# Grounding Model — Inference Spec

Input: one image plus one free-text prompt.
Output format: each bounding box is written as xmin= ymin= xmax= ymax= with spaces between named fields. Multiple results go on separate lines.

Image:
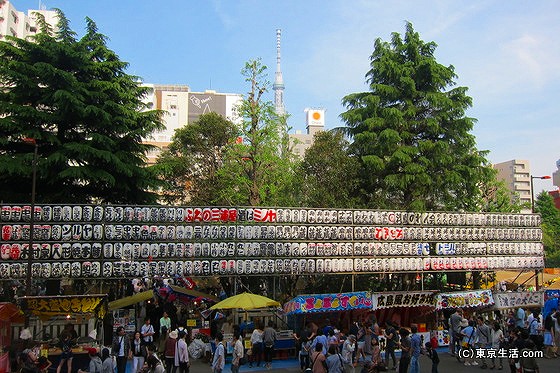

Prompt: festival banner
xmin=21 ymin=295 xmax=107 ymax=319
xmin=493 ymin=291 xmax=543 ymax=309
xmin=283 ymin=291 xmax=372 ymax=315
xmin=372 ymin=291 xmax=436 ymax=309
xmin=435 ymin=289 xmax=494 ymax=310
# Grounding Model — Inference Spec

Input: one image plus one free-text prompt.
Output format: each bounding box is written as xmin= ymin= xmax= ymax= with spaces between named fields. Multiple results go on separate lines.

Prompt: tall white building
xmin=493 ymin=159 xmax=532 ymax=211
xmin=142 ymin=84 xmax=242 ymax=163
xmin=553 ymin=159 xmax=560 ymax=189
xmin=0 ymin=1 xmax=58 ymax=40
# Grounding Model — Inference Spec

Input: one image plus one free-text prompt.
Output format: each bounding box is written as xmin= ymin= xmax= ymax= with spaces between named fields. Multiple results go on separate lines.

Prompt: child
xmin=425 ymin=342 xmax=439 ymax=373
xmin=37 ymin=356 xmax=52 ymax=373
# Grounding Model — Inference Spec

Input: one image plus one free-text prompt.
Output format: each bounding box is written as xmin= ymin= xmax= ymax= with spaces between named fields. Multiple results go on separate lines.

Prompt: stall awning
xmin=494 ymin=271 xmax=559 ymax=285
xmin=0 ymin=302 xmax=24 ymax=323
xmin=168 ymin=285 xmax=219 ymax=303
xmin=283 ymin=291 xmax=372 ymax=315
xmin=435 ymin=289 xmax=494 ymax=310
xmin=20 ymin=294 xmax=108 ymax=320
xmin=108 ymin=290 xmax=155 ymax=311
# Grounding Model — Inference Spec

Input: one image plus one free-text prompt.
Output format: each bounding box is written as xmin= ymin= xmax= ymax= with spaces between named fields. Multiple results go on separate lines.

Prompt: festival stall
xmin=433 ymin=289 xmax=494 ymax=346
xmin=0 ymin=302 xmax=24 ymax=373
xmin=372 ymin=290 xmax=437 ymax=345
xmin=15 ymin=295 xmax=107 ymax=369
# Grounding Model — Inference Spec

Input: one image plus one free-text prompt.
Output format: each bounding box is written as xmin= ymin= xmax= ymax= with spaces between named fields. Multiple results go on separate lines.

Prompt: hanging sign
xmin=493 ymin=291 xmax=543 ymax=309
xmin=372 ymin=291 xmax=436 ymax=309
xmin=283 ymin=291 xmax=372 ymax=315
xmin=436 ymin=290 xmax=494 ymax=310
xmin=21 ymin=294 xmax=107 ymax=319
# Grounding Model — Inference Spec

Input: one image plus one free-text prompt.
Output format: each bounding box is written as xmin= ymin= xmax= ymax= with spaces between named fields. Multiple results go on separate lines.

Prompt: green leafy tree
xmin=296 ymin=130 xmax=362 ymax=208
xmin=0 ymin=11 xmax=163 ymax=204
xmin=341 ymin=22 xmax=490 ymax=211
xmin=153 ymin=112 xmax=239 ymax=205
xmin=479 ymin=168 xmax=528 ymax=212
xmin=535 ymin=191 xmax=560 ymax=267
xmin=216 ymin=59 xmax=296 ymax=206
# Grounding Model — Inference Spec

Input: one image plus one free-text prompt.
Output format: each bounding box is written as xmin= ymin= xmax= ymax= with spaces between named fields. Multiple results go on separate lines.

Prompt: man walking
xmin=475 ymin=316 xmax=491 ymax=369
xmin=263 ymin=321 xmax=277 ymax=369
xmin=449 ymin=308 xmax=462 ymax=356
xmin=212 ymin=332 xmax=225 ymax=373
xmin=409 ymin=326 xmax=422 ymax=373
xmin=112 ymin=326 xmax=131 ymax=373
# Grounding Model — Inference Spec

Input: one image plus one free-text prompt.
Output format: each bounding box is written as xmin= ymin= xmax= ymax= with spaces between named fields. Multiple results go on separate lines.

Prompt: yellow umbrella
xmin=209 ymin=292 xmax=280 ymax=310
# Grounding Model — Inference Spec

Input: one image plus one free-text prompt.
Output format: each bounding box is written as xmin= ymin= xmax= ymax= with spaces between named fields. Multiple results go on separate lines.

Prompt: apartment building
xmin=493 ymin=159 xmax=532 ymax=211
xmin=142 ymin=85 xmax=242 ymax=164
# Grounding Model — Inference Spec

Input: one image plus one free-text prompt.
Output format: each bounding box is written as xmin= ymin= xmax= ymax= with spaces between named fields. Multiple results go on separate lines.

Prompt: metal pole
xmin=530 ymin=176 xmax=535 ymax=213
xmin=26 ymin=142 xmax=38 ymax=296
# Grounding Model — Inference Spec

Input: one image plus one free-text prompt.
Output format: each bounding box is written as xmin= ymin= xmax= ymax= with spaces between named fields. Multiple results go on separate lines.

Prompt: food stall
xmin=18 ymin=294 xmax=107 ymax=371
xmin=372 ymin=290 xmax=437 ymax=346
xmin=0 ymin=302 xmax=24 ymax=373
xmin=434 ymin=289 xmax=495 ymax=346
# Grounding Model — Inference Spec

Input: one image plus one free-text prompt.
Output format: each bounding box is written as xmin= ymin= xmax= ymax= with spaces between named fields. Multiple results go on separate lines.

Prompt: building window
xmin=170 ymin=104 xmax=177 ymax=110
xmin=11 ymin=11 xmax=18 ymax=24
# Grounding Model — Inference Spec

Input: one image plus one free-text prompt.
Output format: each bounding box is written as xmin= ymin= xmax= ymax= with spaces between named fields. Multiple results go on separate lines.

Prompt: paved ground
xmin=188 ymin=349 xmax=558 ymax=373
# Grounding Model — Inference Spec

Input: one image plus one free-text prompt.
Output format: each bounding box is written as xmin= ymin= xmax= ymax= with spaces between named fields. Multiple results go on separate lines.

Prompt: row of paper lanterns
xmin=1 ymin=205 xmax=541 ymax=227
xmin=0 ymin=256 xmax=544 ymax=279
xmin=0 ymin=223 xmax=543 ymax=242
xmin=0 ymin=241 xmax=545 ymax=261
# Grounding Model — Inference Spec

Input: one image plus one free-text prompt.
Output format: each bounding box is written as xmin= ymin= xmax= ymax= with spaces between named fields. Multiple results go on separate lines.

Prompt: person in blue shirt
xmin=409 ymin=326 xmax=422 ymax=373
xmin=461 ymin=319 xmax=477 ymax=367
xmin=311 ymin=329 xmax=328 ymax=356
xmin=516 ymin=307 xmax=526 ymax=329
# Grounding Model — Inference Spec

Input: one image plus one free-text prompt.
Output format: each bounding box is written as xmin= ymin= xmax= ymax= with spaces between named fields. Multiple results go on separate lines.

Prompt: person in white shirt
xmin=141 ymin=318 xmax=155 ymax=346
xmin=174 ymin=330 xmax=189 ymax=373
xmin=231 ymin=332 xmax=244 ymax=373
xmin=212 ymin=332 xmax=225 ymax=373
xmin=249 ymin=323 xmax=264 ymax=367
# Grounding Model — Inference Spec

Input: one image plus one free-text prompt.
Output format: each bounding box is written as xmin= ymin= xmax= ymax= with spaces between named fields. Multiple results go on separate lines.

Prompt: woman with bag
xmin=461 ymin=319 xmax=477 ymax=367
xmin=231 ymin=332 xmax=244 ymax=373
xmin=311 ymin=343 xmax=327 ymax=373
xmin=132 ymin=331 xmax=148 ymax=373
xmin=299 ymin=335 xmax=311 ymax=371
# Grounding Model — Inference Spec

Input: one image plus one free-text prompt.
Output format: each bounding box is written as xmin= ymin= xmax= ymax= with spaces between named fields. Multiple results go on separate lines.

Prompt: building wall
xmin=493 ymin=159 xmax=532 ymax=211
xmin=143 ymin=85 xmax=242 ymax=164
xmin=0 ymin=1 xmax=58 ymax=40
xmin=289 ymin=108 xmax=325 ymax=158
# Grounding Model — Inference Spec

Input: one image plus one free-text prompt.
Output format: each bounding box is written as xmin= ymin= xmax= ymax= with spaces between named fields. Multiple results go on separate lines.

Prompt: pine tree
xmin=0 ymin=10 xmax=163 ymax=204
xmin=341 ymin=22 xmax=491 ymax=211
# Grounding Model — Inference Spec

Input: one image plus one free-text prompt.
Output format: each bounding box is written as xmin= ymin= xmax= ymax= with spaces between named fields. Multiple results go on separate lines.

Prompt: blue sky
xmin=13 ymin=0 xmax=560 ymax=192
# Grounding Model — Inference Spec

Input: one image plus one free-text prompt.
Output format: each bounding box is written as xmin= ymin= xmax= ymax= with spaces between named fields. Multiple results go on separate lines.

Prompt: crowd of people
xmin=447 ymin=306 xmax=560 ymax=372
xmin=292 ymin=317 xmax=431 ymax=373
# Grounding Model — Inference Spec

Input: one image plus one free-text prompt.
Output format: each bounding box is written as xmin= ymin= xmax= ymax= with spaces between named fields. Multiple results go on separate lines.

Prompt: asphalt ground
xmin=188 ymin=348 xmax=558 ymax=373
